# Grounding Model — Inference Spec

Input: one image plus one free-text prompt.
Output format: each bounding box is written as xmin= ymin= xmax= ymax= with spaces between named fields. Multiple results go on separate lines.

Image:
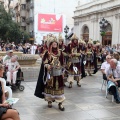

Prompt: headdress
xmin=79 ymin=39 xmax=86 ymax=45
xmin=71 ymin=34 xmax=78 ymax=41
xmin=96 ymin=41 xmax=101 ymax=46
xmin=88 ymin=39 xmax=93 ymax=44
xmin=58 ymin=33 xmax=64 ymax=42
xmin=47 ymin=34 xmax=58 ymax=47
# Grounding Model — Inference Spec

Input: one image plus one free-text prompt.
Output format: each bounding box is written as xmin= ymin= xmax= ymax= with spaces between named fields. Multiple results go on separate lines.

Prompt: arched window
xmin=82 ymin=26 xmax=89 ymax=43
xmin=83 ymin=26 xmax=89 ymax=34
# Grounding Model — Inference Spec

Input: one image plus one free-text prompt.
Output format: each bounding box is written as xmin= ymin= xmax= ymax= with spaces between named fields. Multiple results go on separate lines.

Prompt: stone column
xmin=112 ymin=14 xmax=119 ymax=45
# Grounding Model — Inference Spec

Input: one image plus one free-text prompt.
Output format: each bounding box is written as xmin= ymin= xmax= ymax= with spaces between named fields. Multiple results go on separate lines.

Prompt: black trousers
xmin=109 ymin=86 xmax=117 ymax=100
xmin=108 ymin=80 xmax=120 ymax=101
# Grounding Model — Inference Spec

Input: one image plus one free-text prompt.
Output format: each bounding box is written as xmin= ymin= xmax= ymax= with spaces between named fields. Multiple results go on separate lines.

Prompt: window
xmin=21 ymin=17 xmax=26 ymax=22
xmin=21 ymin=4 xmax=26 ymax=10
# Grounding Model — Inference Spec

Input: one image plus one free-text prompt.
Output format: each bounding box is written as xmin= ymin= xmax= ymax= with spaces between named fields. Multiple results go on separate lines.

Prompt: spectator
xmin=30 ymin=44 xmax=37 ymax=55
xmin=106 ymin=59 xmax=120 ymax=103
xmin=101 ymin=55 xmax=112 ymax=80
xmin=0 ymin=64 xmax=20 ymax=120
xmin=3 ymin=50 xmax=13 ymax=64
xmin=5 ymin=55 xmax=20 ymax=86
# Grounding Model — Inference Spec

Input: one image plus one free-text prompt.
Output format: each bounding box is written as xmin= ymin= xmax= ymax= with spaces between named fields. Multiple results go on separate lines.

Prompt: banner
xmin=38 ymin=13 xmax=63 ymax=32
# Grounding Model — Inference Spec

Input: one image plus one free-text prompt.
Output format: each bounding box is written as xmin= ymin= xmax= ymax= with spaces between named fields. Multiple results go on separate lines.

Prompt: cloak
xmin=34 ymin=62 xmax=47 ymax=99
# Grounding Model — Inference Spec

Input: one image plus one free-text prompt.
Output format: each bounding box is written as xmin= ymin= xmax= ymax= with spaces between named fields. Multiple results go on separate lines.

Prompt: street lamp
xmin=64 ymin=25 xmax=69 ymax=40
xmin=99 ymin=17 xmax=108 ymax=36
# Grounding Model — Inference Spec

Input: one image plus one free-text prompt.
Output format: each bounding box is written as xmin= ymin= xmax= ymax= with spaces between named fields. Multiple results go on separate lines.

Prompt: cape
xmin=34 ymin=62 xmax=47 ymax=99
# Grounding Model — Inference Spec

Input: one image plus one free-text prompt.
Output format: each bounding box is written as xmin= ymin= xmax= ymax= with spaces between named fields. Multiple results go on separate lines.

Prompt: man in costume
xmin=78 ymin=39 xmax=87 ymax=78
xmin=67 ymin=34 xmax=81 ymax=88
xmin=34 ymin=34 xmax=65 ymax=111
xmin=58 ymin=34 xmax=68 ymax=86
xmin=96 ymin=41 xmax=102 ymax=70
xmin=39 ymin=35 xmax=48 ymax=58
xmin=85 ymin=39 xmax=94 ymax=76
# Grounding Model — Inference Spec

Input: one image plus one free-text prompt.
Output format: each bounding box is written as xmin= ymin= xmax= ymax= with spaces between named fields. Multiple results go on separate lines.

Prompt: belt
xmin=50 ymin=69 xmax=62 ymax=76
xmin=70 ymin=58 xmax=79 ymax=63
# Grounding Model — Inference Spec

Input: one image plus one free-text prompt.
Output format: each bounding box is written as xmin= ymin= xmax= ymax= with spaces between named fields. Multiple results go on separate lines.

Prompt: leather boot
xmin=58 ymin=103 xmax=65 ymax=111
xmin=77 ymin=81 xmax=81 ymax=87
xmin=68 ymin=82 xmax=72 ymax=88
xmin=48 ymin=101 xmax=52 ymax=108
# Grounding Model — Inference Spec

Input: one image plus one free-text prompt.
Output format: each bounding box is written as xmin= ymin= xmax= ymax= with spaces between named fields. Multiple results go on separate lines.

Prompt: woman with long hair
xmin=0 ymin=64 xmax=20 ymax=120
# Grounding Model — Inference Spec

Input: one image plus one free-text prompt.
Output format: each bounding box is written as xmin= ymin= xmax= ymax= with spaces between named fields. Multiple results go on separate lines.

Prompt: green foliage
xmin=0 ymin=4 xmax=29 ymax=44
xmin=100 ymin=31 xmax=106 ymax=36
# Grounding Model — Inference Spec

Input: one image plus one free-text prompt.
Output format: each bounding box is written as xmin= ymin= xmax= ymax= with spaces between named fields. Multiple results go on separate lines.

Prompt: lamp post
xmin=99 ymin=18 xmax=108 ymax=36
xmin=99 ymin=18 xmax=108 ymax=44
xmin=64 ymin=25 xmax=69 ymax=41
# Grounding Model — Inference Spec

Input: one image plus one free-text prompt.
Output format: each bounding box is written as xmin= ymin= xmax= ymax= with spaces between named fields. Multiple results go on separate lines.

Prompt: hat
xmin=71 ymin=34 xmax=78 ymax=41
xmin=58 ymin=33 xmax=64 ymax=42
xmin=88 ymin=39 xmax=93 ymax=44
xmin=79 ymin=39 xmax=86 ymax=45
xmin=47 ymin=34 xmax=58 ymax=47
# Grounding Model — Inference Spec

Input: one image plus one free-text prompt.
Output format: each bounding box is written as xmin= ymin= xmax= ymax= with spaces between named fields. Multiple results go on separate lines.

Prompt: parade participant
xmin=58 ymin=34 xmax=67 ymax=53
xmin=34 ymin=34 xmax=65 ymax=111
xmin=96 ymin=42 xmax=102 ymax=70
xmin=78 ymin=39 xmax=87 ymax=78
xmin=39 ymin=35 xmax=48 ymax=58
xmin=85 ymin=39 xmax=94 ymax=76
xmin=67 ymin=34 xmax=81 ymax=88
xmin=58 ymin=34 xmax=68 ymax=86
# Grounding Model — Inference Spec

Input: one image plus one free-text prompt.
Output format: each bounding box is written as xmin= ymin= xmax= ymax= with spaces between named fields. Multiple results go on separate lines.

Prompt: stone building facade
xmin=73 ymin=0 xmax=120 ymax=45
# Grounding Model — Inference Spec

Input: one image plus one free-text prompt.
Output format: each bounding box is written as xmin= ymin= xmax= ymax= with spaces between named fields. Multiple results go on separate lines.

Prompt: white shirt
xmin=106 ymin=65 xmax=120 ymax=79
xmin=101 ymin=61 xmax=110 ymax=73
xmin=5 ymin=59 xmax=19 ymax=71
xmin=30 ymin=45 xmax=37 ymax=55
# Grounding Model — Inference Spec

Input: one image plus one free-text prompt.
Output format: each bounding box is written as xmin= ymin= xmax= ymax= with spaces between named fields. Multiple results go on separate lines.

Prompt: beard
xmin=72 ymin=42 xmax=78 ymax=47
xmin=52 ymin=47 xmax=58 ymax=54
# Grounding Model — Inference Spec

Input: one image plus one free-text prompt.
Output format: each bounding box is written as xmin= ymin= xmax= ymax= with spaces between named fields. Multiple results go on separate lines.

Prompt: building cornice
xmin=73 ymin=0 xmax=120 ymax=19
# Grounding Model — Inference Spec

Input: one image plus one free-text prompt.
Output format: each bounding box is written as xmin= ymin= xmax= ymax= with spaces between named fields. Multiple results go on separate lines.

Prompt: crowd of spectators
xmin=0 ymin=41 xmax=43 ymax=55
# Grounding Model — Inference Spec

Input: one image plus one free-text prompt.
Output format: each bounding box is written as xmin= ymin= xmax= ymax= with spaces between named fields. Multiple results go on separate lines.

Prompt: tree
xmin=0 ymin=4 xmax=30 ymax=44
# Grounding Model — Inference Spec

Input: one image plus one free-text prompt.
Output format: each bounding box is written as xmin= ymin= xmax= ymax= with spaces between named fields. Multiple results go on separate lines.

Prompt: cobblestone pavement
xmin=12 ymin=71 xmax=120 ymax=120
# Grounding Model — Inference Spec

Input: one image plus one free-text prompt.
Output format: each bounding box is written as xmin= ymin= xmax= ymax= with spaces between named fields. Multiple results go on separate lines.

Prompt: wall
xmin=73 ymin=0 xmax=120 ymax=45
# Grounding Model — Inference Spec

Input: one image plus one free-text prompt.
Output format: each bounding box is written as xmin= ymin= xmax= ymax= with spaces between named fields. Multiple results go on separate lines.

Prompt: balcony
xmin=26 ymin=4 xmax=30 ymax=11
xmin=20 ymin=10 xmax=26 ymax=17
xmin=21 ymin=0 xmax=26 ymax=4
xmin=26 ymin=17 xmax=34 ymax=24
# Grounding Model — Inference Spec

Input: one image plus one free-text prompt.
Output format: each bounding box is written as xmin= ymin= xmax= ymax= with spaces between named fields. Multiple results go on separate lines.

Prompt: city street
xmin=13 ymin=71 xmax=120 ymax=120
